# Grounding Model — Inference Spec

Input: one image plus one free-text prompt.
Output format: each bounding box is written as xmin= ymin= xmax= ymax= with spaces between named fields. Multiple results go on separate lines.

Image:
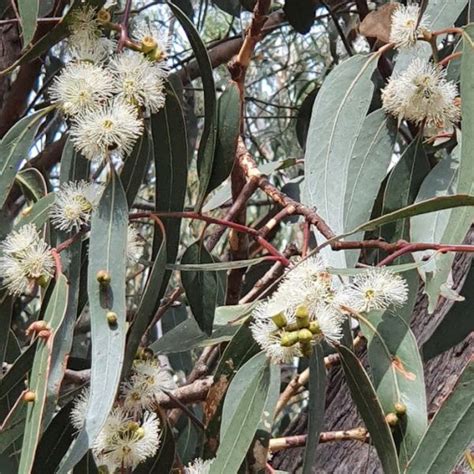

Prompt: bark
xmin=273 ymin=234 xmax=473 ymax=473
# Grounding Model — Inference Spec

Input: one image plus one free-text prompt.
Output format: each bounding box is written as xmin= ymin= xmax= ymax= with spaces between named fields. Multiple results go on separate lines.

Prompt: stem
xmin=438 ymin=51 xmax=462 ymax=67
xmin=51 ymin=249 xmax=63 ymax=276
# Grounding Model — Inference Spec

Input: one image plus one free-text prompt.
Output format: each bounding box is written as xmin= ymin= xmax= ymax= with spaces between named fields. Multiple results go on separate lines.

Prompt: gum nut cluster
xmin=49 ymin=180 xmax=103 ymax=232
xmin=49 ymin=6 xmax=169 ymax=162
xmin=250 ymin=256 xmax=410 ymax=363
xmin=185 ymin=458 xmax=215 ymax=474
xmin=0 ymin=224 xmax=55 ymax=296
xmin=389 ymin=3 xmax=429 ymax=49
xmin=70 ymin=357 xmax=174 ymax=471
xmin=382 ymin=58 xmax=460 ymax=132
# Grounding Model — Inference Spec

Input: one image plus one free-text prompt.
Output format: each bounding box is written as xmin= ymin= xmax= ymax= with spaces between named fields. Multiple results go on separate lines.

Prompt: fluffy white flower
xmin=382 ymin=59 xmax=460 ymax=129
xmin=121 ymin=358 xmax=176 ymax=415
xmin=94 ymin=408 xmax=161 ymax=471
xmin=0 ymin=225 xmax=55 ymax=296
xmin=185 ymin=458 xmax=214 ymax=474
xmin=132 ymin=21 xmax=170 ymax=66
xmin=50 ymin=180 xmax=103 ymax=232
xmin=70 ymin=388 xmax=90 ymax=430
xmin=70 ymin=99 xmax=144 ymax=161
xmin=339 ymin=267 xmax=409 ymax=313
xmin=127 ymin=225 xmax=145 ymax=264
xmin=50 ymin=63 xmax=114 ymax=116
xmin=68 ymin=5 xmax=100 ymax=41
xmin=313 ymin=304 xmax=345 ymax=342
xmin=390 ymin=4 xmax=429 ymax=49
xmin=110 ymin=51 xmax=166 ymax=113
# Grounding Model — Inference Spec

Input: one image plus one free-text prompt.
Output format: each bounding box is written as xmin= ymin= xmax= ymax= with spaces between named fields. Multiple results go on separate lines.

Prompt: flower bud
xmin=280 ymin=331 xmax=299 ymax=347
xmin=271 ymin=311 xmax=287 ymax=329
xmin=97 ymin=9 xmax=111 ymax=23
xmin=96 ymin=270 xmax=111 ymax=284
xmin=295 ymin=304 xmax=310 ymax=328
xmin=106 ymin=311 xmax=118 ymax=326
xmin=394 ymin=402 xmax=407 ymax=416
xmin=298 ymin=328 xmax=313 ymax=344
xmin=309 ymin=321 xmax=321 ymax=334
xmin=141 ymin=35 xmax=157 ymax=53
xmin=23 ymin=391 xmax=36 ymax=402
xmin=37 ymin=274 xmax=50 ymax=288
xmin=385 ymin=412 xmax=399 ymax=427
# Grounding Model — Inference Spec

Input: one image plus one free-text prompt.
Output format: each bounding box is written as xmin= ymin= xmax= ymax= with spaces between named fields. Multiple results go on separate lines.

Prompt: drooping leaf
xmin=303 ymin=53 xmax=379 ymax=267
xmin=59 ymin=137 xmax=89 ymax=184
xmin=296 ymin=88 xmax=318 ymax=149
xmin=15 ymin=193 xmax=56 ymax=230
xmin=167 ymin=256 xmax=273 ymax=271
xmin=360 ymin=309 xmax=427 ymax=465
xmin=336 ymin=344 xmax=400 ymax=474
xmin=58 ymin=168 xmax=128 ymax=473
xmin=121 ymin=128 xmax=151 ymax=207
xmin=18 ymin=0 xmax=39 ymax=47
xmin=422 ymin=263 xmax=474 ymax=361
xmin=284 ymin=0 xmax=317 ymax=34
xmin=19 ymin=274 xmax=69 ymax=474
xmin=15 ymin=168 xmax=48 ymax=203
xmin=168 ymin=3 xmax=217 ymax=211
xmin=302 ymin=343 xmax=327 ymax=474
xmin=210 ymin=352 xmax=271 ymax=474
xmin=180 ymin=242 xmax=226 ymax=335
xmin=206 ymin=82 xmax=241 ymax=195
xmin=0 ymin=107 xmax=53 ymax=208
xmin=406 ymin=361 xmax=473 ymax=473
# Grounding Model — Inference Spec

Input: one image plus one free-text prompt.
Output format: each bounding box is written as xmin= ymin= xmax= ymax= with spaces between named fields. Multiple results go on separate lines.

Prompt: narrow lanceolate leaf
xmin=180 ymin=242 xmax=226 ymax=335
xmin=15 ymin=193 xmax=56 ymax=230
xmin=302 ymin=344 xmax=327 ymax=474
xmin=0 ymin=294 xmax=13 ymax=369
xmin=336 ymin=344 xmax=400 ymax=474
xmin=168 ymin=3 xmax=217 ymax=211
xmin=210 ymin=352 xmax=271 ymax=474
xmin=18 ymin=0 xmax=39 ymax=47
xmin=167 ymin=256 xmax=271 ymax=271
xmin=343 ymin=110 xmax=397 ymax=266
xmin=303 ymin=53 xmax=379 ymax=267
xmin=0 ymin=0 xmax=106 ymax=76
xmin=420 ymin=25 xmax=474 ymax=311
xmin=19 ymin=274 xmax=69 ymax=474
xmin=206 ymin=82 xmax=241 ymax=195
xmin=381 ymin=136 xmax=430 ymax=243
xmin=59 ymin=137 xmax=89 ymax=184
xmin=58 ymin=168 xmax=128 ymax=473
xmin=151 ymin=81 xmax=188 ymax=279
xmin=360 ymin=310 xmax=427 ymax=465
xmin=121 ymin=129 xmax=151 ymax=207
xmin=0 ymin=107 xmax=53 ymax=208
xmin=406 ymin=361 xmax=474 ymax=473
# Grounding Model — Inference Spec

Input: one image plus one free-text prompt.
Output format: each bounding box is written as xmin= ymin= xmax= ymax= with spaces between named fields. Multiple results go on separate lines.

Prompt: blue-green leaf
xmin=18 ymin=0 xmax=39 ymax=47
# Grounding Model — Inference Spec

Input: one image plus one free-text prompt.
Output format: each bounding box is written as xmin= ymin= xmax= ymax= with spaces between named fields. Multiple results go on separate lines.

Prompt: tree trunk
xmin=273 ymin=236 xmax=473 ymax=473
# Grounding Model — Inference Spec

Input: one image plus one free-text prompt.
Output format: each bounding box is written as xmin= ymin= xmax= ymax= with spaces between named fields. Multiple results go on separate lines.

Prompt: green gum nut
xmin=298 ymin=328 xmax=313 ymax=343
xmin=309 ymin=321 xmax=321 ymax=334
xmin=280 ymin=331 xmax=299 ymax=347
xmin=295 ymin=304 xmax=310 ymax=328
xmin=271 ymin=311 xmax=287 ymax=329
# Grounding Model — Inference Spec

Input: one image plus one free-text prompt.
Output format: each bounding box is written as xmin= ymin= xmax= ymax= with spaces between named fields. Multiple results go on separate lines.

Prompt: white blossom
xmin=50 ymin=62 xmax=114 ymax=116
xmin=70 ymin=388 xmax=90 ymax=430
xmin=338 ymin=267 xmax=409 ymax=313
xmin=68 ymin=5 xmax=100 ymax=42
xmin=132 ymin=21 xmax=170 ymax=66
xmin=382 ymin=59 xmax=460 ymax=129
xmin=50 ymin=181 xmax=103 ymax=232
xmin=94 ymin=408 xmax=161 ymax=471
xmin=110 ymin=51 xmax=166 ymax=113
xmin=185 ymin=458 xmax=214 ymax=474
xmin=390 ymin=4 xmax=429 ymax=49
xmin=121 ymin=358 xmax=176 ymax=415
xmin=0 ymin=225 xmax=55 ymax=296
xmin=127 ymin=225 xmax=145 ymax=264
xmin=69 ymin=99 xmax=144 ymax=161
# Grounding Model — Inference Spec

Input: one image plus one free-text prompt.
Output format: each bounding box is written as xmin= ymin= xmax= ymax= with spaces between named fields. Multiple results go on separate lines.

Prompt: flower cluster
xmin=250 ymin=257 xmax=409 ymax=363
xmin=71 ymin=356 xmax=175 ymax=471
xmin=382 ymin=59 xmax=459 ymax=132
xmin=50 ymin=6 xmax=168 ymax=162
xmin=0 ymin=224 xmax=55 ymax=296
xmin=389 ymin=4 xmax=429 ymax=49
xmin=185 ymin=458 xmax=215 ymax=474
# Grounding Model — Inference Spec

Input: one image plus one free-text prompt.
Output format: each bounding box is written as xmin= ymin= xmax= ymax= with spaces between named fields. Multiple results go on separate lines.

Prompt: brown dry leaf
xmin=359 ymin=3 xmax=400 ymax=43
xmin=392 ymin=356 xmax=416 ymax=381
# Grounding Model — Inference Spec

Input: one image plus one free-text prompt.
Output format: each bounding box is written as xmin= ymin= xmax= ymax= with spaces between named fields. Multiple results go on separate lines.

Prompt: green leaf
xmin=422 ymin=263 xmax=474 ymax=361
xmin=420 ymin=25 xmax=474 ymax=311
xmin=203 ymin=322 xmax=261 ymax=457
xmin=328 ymin=260 xmax=429 ymax=276
xmin=0 ymin=295 xmax=13 ymax=370
xmin=168 ymin=2 xmax=217 ymax=211
xmin=19 ymin=274 xmax=69 ymax=474
xmin=210 ymin=352 xmax=271 ymax=474
xmin=303 ymin=54 xmax=379 ymax=267
xmin=151 ymin=81 xmax=188 ymax=282
xmin=381 ymin=136 xmax=430 ymax=243
xmin=167 ymin=256 xmax=272 ymax=271
xmin=302 ymin=343 xmax=327 ymax=474
xmin=73 ymin=452 xmax=98 ymax=474
xmin=406 ymin=361 xmax=474 ymax=473
xmin=0 ymin=107 xmax=53 ymax=208
xmin=336 ymin=344 xmax=400 ymax=474
xmin=15 ymin=168 xmax=47 ymax=203
xmin=0 ymin=0 xmax=106 ymax=76
xmin=180 ymin=242 xmax=226 ymax=335
xmin=206 ymin=82 xmax=241 ymax=195
xmin=121 ymin=129 xmax=151 ymax=207
xmin=150 ymin=317 xmax=238 ymax=354
xmin=344 ymin=110 xmax=397 ymax=266
xmin=360 ymin=309 xmax=427 ymax=465
xmin=18 ymin=0 xmax=39 ymax=47
xmin=33 ymin=400 xmax=75 ymax=473
xmin=15 ymin=193 xmax=56 ymax=230
xmin=284 ymin=0 xmax=317 ymax=34
xmin=58 ymin=168 xmax=128 ymax=473
xmin=59 ymin=137 xmax=89 ymax=184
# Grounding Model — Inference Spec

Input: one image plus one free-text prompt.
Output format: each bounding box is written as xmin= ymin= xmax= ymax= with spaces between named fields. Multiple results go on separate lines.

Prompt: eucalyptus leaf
xmin=18 ymin=0 xmax=38 ymax=47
